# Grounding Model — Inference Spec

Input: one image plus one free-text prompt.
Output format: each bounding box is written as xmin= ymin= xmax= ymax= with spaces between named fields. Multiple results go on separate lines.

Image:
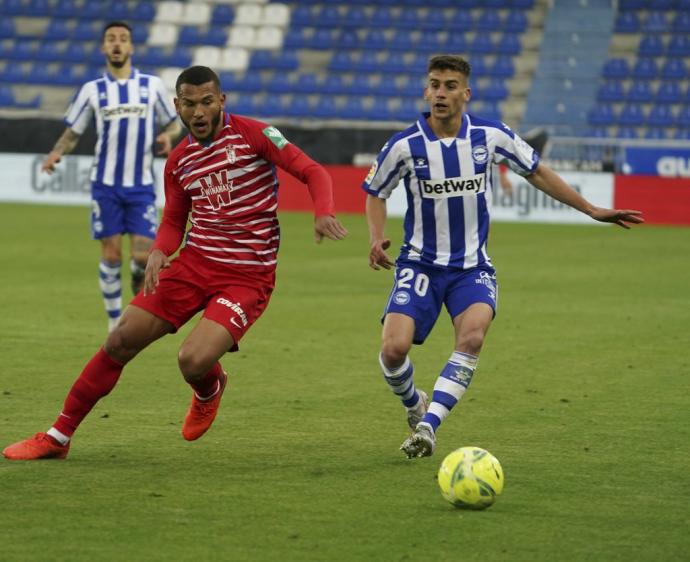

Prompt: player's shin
xmin=189 ymin=362 xmax=224 ymax=400
xmin=421 ymin=351 xmax=478 ymax=433
xmin=99 ymin=259 xmax=122 ymax=331
xmin=130 ymin=258 xmax=146 ymax=295
xmin=379 ymin=353 xmax=424 ymax=411
xmin=48 ymin=348 xmax=125 ymax=444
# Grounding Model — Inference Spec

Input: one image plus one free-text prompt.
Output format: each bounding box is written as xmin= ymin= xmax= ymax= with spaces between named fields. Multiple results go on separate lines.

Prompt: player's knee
xmin=103 ymin=326 xmax=135 ymax=364
xmin=458 ymin=328 xmax=486 ymax=355
xmin=177 ymin=347 xmax=209 ymax=382
xmin=102 ymin=247 xmax=122 ymax=263
xmin=380 ymin=338 xmax=410 ymax=368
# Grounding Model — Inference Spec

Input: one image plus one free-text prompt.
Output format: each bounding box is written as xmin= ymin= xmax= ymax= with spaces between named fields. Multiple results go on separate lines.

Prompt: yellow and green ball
xmin=437 ymin=446 xmax=504 ymax=510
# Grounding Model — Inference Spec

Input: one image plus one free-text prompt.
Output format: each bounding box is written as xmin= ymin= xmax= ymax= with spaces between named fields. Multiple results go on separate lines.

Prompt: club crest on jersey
xmin=225 ymin=145 xmax=237 ymax=165
xmin=198 ymin=170 xmax=234 ymax=210
xmin=471 ymin=145 xmax=489 ymax=164
xmin=414 ymin=157 xmax=428 ymax=169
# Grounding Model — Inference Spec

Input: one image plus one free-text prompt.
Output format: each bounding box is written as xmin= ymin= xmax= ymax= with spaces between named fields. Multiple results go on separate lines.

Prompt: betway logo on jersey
xmin=100 ymin=104 xmax=147 ymax=120
xmin=420 ymin=173 xmax=485 ymax=199
xmin=198 ymin=170 xmax=234 ymax=210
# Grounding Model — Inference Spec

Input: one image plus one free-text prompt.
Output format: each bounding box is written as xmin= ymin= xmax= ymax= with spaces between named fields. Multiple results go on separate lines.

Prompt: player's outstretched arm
xmin=41 ymin=128 xmax=81 ymax=174
xmin=314 ymin=215 xmax=348 ymax=243
xmin=526 ymin=163 xmax=644 ymax=229
xmin=155 ymin=120 xmax=182 ymax=156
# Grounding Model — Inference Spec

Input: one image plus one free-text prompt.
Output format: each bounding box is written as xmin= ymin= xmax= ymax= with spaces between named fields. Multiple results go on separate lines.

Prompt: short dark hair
xmin=427 ymin=55 xmax=471 ymax=78
xmin=102 ymin=21 xmax=132 ymax=40
xmin=175 ymin=66 xmax=222 ymax=95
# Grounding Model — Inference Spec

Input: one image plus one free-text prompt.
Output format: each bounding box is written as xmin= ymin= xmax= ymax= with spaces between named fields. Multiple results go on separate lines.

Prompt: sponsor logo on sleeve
xmin=419 ymin=173 xmax=486 ymax=199
xmin=262 ymin=126 xmax=289 ymax=149
xmin=365 ymin=161 xmax=378 ymax=184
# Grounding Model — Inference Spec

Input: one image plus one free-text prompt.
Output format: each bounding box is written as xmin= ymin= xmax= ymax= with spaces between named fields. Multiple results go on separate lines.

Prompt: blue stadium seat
xmin=626 ymin=81 xmax=653 ymax=102
xmin=661 ymin=58 xmax=688 ymax=79
xmin=618 ymin=0 xmax=645 ymax=7
xmin=597 ymin=81 xmax=625 ymax=102
xmin=74 ymin=21 xmax=102 ymax=42
xmin=313 ymin=96 xmax=338 ymax=119
xmin=643 ymin=12 xmax=669 ymax=33
xmin=131 ymin=24 xmax=148 ymax=43
xmin=342 ymin=6 xmax=367 ymax=27
xmin=0 ymin=86 xmax=16 ymax=106
xmin=347 ymin=74 xmax=374 ymax=95
xmin=233 ymin=73 xmax=262 ymax=93
xmin=481 ymin=79 xmax=509 ymax=101
xmin=309 ymin=29 xmax=337 ymax=49
xmin=416 ymin=31 xmax=444 ymax=53
xmin=469 ymin=34 xmax=495 ymax=54
xmin=0 ymin=18 xmax=16 ymax=39
xmin=667 ymin=35 xmax=690 ymax=57
xmin=619 ymin=104 xmax=646 ymax=127
xmin=389 ymin=30 xmax=412 ymax=51
xmin=319 ymin=5 xmax=341 ymax=27
xmin=285 ymin=96 xmax=312 ymax=118
xmin=587 ymin=127 xmax=609 ymax=138
xmin=274 ymin=51 xmax=299 ymax=71
xmin=397 ymin=8 xmax=421 ymax=29
xmin=35 ymin=41 xmax=65 ymax=62
xmin=178 ymin=26 xmax=203 ymax=46
xmin=338 ymin=29 xmax=359 ymax=49
xmin=678 ymin=106 xmax=690 ymax=128
xmin=212 ymin=5 xmax=234 ymax=25
xmin=490 ymin=57 xmax=514 ymax=78
xmin=320 ymin=74 xmax=344 ymax=94
xmin=476 ymin=11 xmax=502 ymax=31
xmin=616 ymin=127 xmax=639 ymax=139
xmin=447 ymin=11 xmax=473 ymax=29
xmin=632 ymin=58 xmax=659 ymax=80
xmin=284 ymin=29 xmax=309 ymax=49
xmin=656 ymin=81 xmax=682 ymax=103
xmin=0 ymin=0 xmax=24 ymax=16
xmin=329 ymin=51 xmax=355 ymax=72
xmin=363 ymin=29 xmax=387 ymax=50
xmin=587 ymin=104 xmax=615 ymax=126
xmin=265 ymin=73 xmax=293 ymax=94
xmin=672 ymin=12 xmax=690 ymax=33
xmin=649 ymin=0 xmax=674 ymax=8
xmin=602 ymin=58 xmax=630 ymax=79
xmin=338 ymin=97 xmax=366 ymax=120
xmin=291 ymin=6 xmax=313 ymax=27
xmin=644 ymin=128 xmax=667 ymax=140
xmin=647 ymin=105 xmax=674 ymax=127
xmin=26 ymin=0 xmax=52 ymax=17
xmin=496 ymin=33 xmax=521 ymax=55
xmin=55 ymin=0 xmax=80 ymax=18
xmin=615 ymin=12 xmax=640 ymax=33
xmin=355 ymin=51 xmax=380 ymax=73
xmin=638 ymin=35 xmax=665 ymax=57
xmin=9 ymin=40 xmax=38 ymax=61
xmin=674 ymin=128 xmax=690 ymax=140
xmin=293 ymin=73 xmax=318 ymax=94
xmin=504 ymin=11 xmax=528 ymax=33
xmin=392 ymin=98 xmax=420 ymax=121
xmin=80 ymin=2 xmax=105 ymax=19
xmin=511 ymin=0 xmax=535 ymax=7
xmin=131 ymin=2 xmax=155 ymax=21
xmin=366 ymin=98 xmax=392 ymax=121
xmin=0 ymin=64 xmax=26 ymax=83
xmin=137 ymin=46 xmax=167 ymax=66
xmin=444 ymin=33 xmax=467 ymax=52
xmin=44 ymin=20 xmax=72 ymax=41
xmin=422 ymin=9 xmax=447 ymax=31
xmin=481 ymin=101 xmax=502 ymax=121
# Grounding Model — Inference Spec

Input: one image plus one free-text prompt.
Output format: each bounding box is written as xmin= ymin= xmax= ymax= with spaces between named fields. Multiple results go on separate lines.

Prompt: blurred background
xmin=0 ymin=0 xmax=688 ymax=224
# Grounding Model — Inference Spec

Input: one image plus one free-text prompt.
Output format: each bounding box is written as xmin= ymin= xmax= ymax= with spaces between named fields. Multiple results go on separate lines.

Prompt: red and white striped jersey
xmin=154 ymin=112 xmax=333 ymax=271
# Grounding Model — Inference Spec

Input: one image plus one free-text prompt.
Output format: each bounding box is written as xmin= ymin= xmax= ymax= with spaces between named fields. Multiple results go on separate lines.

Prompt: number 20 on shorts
xmin=396 ymin=268 xmax=429 ymax=297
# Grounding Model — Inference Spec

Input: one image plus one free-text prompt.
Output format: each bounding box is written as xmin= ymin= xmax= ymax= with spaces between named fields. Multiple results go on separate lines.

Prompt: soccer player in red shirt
xmin=4 ymin=66 xmax=348 ymax=460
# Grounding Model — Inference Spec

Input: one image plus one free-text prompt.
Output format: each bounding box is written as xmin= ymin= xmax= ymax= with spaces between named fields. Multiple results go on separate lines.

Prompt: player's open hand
xmin=369 ymin=239 xmax=394 ymax=270
xmin=314 ymin=215 xmax=348 ymax=243
xmin=590 ymin=207 xmax=645 ymax=229
xmin=144 ymin=249 xmax=171 ymax=295
xmin=155 ymin=132 xmax=173 ymax=156
xmin=41 ymin=151 xmax=62 ymax=174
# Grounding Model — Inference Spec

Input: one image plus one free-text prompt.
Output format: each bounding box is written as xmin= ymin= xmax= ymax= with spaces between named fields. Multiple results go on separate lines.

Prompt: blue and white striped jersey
xmin=363 ymin=112 xmax=539 ymax=269
xmin=65 ymin=68 xmax=177 ymax=189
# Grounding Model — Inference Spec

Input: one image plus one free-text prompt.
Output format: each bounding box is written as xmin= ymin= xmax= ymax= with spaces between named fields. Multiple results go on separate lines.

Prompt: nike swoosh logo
xmin=230 ymin=317 xmax=242 ymax=329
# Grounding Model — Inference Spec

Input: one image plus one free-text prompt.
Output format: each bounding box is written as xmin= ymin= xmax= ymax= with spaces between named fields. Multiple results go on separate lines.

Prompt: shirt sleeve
xmin=151 ymin=76 xmax=178 ymax=128
xmin=361 ymin=136 xmax=406 ymax=199
xmin=64 ymin=82 xmax=95 ymax=135
xmin=244 ymin=120 xmax=335 ymax=217
xmin=152 ymin=156 xmax=191 ymax=256
xmin=492 ymin=125 xmax=540 ymax=177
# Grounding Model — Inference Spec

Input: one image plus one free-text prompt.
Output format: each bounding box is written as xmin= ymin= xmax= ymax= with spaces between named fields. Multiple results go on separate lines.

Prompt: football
xmin=437 ymin=446 xmax=504 ymax=509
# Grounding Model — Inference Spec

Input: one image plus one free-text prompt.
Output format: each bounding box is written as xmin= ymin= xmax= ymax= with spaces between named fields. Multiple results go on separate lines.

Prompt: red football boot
xmin=182 ymin=371 xmax=228 ymax=441
xmin=3 ymin=433 xmax=70 ymax=460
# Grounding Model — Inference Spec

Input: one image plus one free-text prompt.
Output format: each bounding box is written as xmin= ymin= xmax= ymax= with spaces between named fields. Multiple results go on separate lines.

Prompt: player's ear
xmin=463 ymin=87 xmax=471 ymax=103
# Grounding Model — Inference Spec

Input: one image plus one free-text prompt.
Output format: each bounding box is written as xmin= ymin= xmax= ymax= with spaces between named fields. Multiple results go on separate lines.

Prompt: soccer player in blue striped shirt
xmin=363 ymin=55 xmax=643 ymax=458
xmin=41 ymin=21 xmax=181 ymax=332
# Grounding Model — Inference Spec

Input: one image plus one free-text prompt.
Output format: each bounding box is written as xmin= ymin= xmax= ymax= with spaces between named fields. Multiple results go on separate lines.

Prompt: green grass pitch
xmin=0 ymin=203 xmax=689 ymax=562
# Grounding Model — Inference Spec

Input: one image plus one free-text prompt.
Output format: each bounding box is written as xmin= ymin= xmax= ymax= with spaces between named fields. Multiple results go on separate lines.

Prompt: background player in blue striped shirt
xmin=363 ymin=55 xmax=643 ymax=459
xmin=41 ymin=21 xmax=181 ymax=332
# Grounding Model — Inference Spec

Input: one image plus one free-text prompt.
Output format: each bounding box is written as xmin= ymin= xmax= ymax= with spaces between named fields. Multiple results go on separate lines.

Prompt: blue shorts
xmin=382 ymin=261 xmax=498 ymax=345
xmin=90 ymin=182 xmax=158 ymax=240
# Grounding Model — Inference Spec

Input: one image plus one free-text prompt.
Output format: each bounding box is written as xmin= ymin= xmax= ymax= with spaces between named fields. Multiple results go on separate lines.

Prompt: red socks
xmin=52 ymin=348 xmax=124 ymax=437
xmin=190 ymin=362 xmax=223 ymax=400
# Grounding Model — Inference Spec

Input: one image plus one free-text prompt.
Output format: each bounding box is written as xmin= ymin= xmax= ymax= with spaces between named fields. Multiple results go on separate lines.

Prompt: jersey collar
xmin=418 ymin=112 xmax=469 ymax=141
xmin=105 ymin=67 xmax=137 ymax=83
